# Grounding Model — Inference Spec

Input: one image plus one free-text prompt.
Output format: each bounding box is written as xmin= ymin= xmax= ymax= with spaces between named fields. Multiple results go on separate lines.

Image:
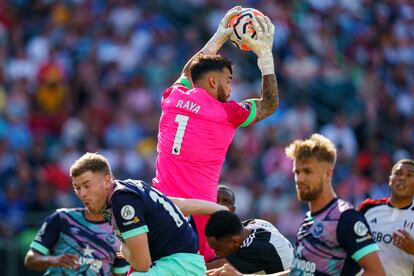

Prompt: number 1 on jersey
xmin=172 ymin=114 xmax=189 ymax=155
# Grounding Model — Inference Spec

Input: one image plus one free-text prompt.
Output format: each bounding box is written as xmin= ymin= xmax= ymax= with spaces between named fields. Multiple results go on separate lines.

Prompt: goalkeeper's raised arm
xmin=239 ymin=15 xmax=278 ymax=124
xmin=177 ymin=6 xmax=242 ymax=87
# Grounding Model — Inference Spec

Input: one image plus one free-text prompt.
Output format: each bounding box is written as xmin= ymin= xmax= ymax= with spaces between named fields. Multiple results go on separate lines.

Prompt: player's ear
xmin=231 ymin=235 xmax=242 ymax=246
xmin=325 ymin=166 xmax=333 ymax=182
xmin=104 ymin=174 xmax=113 ymax=187
xmin=208 ymin=74 xmax=218 ymax=90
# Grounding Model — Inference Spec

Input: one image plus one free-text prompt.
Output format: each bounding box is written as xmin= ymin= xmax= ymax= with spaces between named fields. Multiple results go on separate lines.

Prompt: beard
xmin=296 ymin=179 xmax=324 ymax=201
xmin=217 ymin=83 xmax=228 ymax=102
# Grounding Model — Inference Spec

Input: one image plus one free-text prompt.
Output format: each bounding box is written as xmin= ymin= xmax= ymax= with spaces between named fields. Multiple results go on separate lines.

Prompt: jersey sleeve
xmin=224 ymin=99 xmax=257 ymax=128
xmin=30 ymin=211 xmax=61 ymax=255
xmin=111 ymin=192 xmax=149 ymax=241
xmin=337 ymin=209 xmax=379 ymax=262
xmin=162 ymin=76 xmax=191 ymax=101
xmin=112 ymin=257 xmax=130 ymax=274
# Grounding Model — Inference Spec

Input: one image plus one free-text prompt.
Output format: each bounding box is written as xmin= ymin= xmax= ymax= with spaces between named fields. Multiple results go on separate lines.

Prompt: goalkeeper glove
xmin=201 ymin=6 xmax=242 ymax=55
xmin=240 ymin=16 xmax=276 ymax=75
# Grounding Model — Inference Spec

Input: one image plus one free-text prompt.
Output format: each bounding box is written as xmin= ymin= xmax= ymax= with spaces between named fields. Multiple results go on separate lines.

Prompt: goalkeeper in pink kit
xmin=153 ymin=6 xmax=278 ymax=261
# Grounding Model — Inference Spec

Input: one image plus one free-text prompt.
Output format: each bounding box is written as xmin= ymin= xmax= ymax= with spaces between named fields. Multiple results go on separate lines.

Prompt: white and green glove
xmin=201 ymin=6 xmax=242 ymax=55
xmin=241 ymin=16 xmax=275 ymax=75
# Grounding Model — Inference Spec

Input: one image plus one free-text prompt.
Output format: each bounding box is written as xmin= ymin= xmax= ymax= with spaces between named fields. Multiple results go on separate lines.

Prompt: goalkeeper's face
xmin=72 ymin=171 xmax=113 ymax=214
xmin=216 ymin=68 xmax=232 ymax=102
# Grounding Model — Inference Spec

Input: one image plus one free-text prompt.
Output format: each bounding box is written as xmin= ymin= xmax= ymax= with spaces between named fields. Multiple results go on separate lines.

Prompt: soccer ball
xmin=228 ymin=8 xmax=264 ymax=51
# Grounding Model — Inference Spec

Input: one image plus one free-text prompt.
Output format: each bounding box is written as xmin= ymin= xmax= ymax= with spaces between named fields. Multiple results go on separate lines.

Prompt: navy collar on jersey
xmin=311 ymin=197 xmax=338 ymax=216
xmin=387 ymin=198 xmax=414 ymax=210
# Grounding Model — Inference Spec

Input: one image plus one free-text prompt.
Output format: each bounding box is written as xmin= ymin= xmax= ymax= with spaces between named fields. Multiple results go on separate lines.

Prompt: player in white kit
xmin=358 ymin=159 xmax=414 ymax=276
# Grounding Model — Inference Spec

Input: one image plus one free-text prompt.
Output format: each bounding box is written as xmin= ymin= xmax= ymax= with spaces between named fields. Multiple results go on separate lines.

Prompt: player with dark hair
xmin=68 ymin=152 xmax=228 ymax=275
xmin=217 ymin=184 xmax=236 ymax=213
xmin=205 ymin=210 xmax=293 ymax=275
xmin=358 ymin=159 xmax=414 ymax=276
xmin=153 ymin=6 xmax=278 ymax=261
xmin=24 ymin=207 xmax=129 ymax=275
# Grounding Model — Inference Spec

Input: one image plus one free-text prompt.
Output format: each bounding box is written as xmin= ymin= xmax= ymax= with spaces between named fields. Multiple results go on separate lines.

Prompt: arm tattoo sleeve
xmin=255 ymin=74 xmax=279 ymax=122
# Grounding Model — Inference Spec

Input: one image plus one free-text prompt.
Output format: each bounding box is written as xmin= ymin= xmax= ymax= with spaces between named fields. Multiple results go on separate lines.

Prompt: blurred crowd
xmin=0 ymin=0 xmax=414 ymax=242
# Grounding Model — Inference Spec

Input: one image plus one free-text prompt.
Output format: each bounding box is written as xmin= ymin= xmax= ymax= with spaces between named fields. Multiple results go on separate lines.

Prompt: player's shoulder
xmin=171 ymin=83 xmax=191 ymax=93
xmin=110 ymin=179 xmax=148 ymax=204
xmin=222 ymin=100 xmax=252 ymax=119
xmin=358 ymin=198 xmax=388 ymax=214
xmin=56 ymin=207 xmax=83 ymax=215
xmin=162 ymin=83 xmax=190 ymax=100
xmin=47 ymin=208 xmax=84 ymax=224
xmin=244 ymin=219 xmax=278 ymax=232
xmin=242 ymin=220 xmax=277 ymax=246
xmin=223 ymin=100 xmax=249 ymax=109
xmin=240 ymin=229 xmax=262 ymax=250
xmin=336 ymin=198 xmax=354 ymax=212
xmin=335 ymin=199 xmax=368 ymax=226
xmin=114 ymin=179 xmax=147 ymax=194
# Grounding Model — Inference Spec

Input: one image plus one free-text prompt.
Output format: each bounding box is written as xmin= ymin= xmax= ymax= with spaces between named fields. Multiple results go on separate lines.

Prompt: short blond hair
xmin=285 ymin=134 xmax=337 ymax=165
xmin=70 ymin=152 xmax=112 ymax=177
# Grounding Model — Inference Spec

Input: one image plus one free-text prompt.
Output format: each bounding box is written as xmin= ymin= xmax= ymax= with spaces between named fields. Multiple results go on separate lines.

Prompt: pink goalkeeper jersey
xmin=153 ymin=82 xmax=256 ymax=201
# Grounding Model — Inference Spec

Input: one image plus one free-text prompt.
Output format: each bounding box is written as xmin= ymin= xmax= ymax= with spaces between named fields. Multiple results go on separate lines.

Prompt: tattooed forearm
xmin=255 ymin=74 xmax=279 ymax=122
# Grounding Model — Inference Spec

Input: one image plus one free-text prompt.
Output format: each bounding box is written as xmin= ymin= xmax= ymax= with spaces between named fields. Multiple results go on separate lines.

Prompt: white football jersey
xmin=359 ymin=198 xmax=414 ymax=276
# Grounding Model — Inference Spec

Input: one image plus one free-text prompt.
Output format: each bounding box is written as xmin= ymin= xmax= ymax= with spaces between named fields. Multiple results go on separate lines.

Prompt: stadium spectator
xmin=1 ymin=1 xmax=414 ymax=273
xmin=358 ymin=159 xmax=414 ymax=276
xmin=24 ymin=207 xmax=129 ymax=275
xmin=205 ymin=210 xmax=293 ymax=275
xmin=69 ymin=152 xmax=228 ymax=275
xmin=152 ymin=6 xmax=278 ymax=261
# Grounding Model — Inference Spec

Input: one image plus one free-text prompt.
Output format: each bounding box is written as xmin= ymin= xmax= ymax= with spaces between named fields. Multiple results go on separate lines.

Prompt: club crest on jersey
xmin=121 ymin=205 xmax=135 ymax=220
xmin=354 ymin=221 xmax=368 ymax=236
xmin=312 ymin=221 xmax=324 ymax=237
